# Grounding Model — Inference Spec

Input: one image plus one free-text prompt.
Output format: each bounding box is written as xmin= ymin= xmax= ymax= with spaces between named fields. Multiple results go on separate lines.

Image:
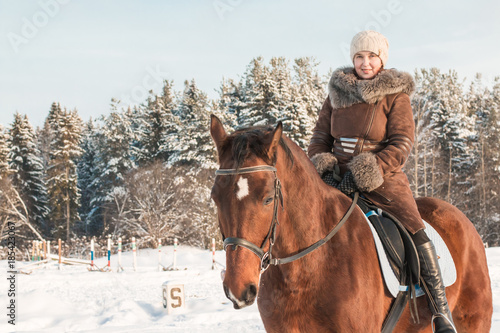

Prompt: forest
xmin=1 ymin=56 xmax=499 ymax=257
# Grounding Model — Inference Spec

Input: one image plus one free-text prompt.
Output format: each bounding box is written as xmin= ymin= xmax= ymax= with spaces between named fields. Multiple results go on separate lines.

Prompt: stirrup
xmin=431 ymin=313 xmax=457 ymax=333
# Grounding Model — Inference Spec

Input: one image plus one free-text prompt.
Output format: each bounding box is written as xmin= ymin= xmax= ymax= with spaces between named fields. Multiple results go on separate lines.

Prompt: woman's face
xmin=353 ymin=51 xmax=383 ymax=79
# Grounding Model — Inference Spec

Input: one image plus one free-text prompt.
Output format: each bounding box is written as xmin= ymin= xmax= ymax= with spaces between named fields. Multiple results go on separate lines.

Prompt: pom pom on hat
xmin=350 ymin=30 xmax=389 ymax=66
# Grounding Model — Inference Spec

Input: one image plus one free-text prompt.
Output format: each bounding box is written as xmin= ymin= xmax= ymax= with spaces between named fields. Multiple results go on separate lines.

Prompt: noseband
xmin=215 ymin=165 xmax=359 ymax=272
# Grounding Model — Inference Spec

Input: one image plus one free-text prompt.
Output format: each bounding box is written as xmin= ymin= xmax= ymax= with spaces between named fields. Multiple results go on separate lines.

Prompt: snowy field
xmin=1 ymin=245 xmax=500 ymax=333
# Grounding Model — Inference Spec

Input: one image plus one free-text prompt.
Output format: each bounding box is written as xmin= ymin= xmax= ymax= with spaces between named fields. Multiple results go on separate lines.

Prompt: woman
xmin=308 ymin=30 xmax=456 ymax=333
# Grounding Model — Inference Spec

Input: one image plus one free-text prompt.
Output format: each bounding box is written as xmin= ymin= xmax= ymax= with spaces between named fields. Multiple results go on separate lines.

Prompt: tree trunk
xmin=447 ymin=145 xmax=453 ymax=203
xmin=423 ymin=141 xmax=428 ymax=197
xmin=66 ymin=165 xmax=70 ymax=241
xmin=481 ymin=136 xmax=486 ymax=217
xmin=431 ymin=147 xmax=435 ymax=197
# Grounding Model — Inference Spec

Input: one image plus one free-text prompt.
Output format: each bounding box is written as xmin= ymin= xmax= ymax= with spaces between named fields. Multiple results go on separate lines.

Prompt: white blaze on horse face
xmin=236 ymin=176 xmax=250 ymax=200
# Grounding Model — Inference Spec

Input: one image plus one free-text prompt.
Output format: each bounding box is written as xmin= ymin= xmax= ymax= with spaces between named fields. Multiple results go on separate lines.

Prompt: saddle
xmin=356 ymin=197 xmax=422 ymax=332
xmin=357 ymin=198 xmax=420 ymax=283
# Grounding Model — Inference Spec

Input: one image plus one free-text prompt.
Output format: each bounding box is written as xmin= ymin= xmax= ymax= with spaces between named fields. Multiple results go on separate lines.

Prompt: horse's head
xmin=210 ymin=115 xmax=285 ymax=309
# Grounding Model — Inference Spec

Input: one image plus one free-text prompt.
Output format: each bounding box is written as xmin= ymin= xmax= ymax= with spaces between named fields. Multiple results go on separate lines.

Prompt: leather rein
xmin=215 ymin=165 xmax=359 ymax=272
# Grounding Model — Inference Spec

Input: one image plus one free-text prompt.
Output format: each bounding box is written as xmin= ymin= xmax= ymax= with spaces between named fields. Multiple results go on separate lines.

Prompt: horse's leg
xmin=416 ymin=197 xmax=493 ymax=333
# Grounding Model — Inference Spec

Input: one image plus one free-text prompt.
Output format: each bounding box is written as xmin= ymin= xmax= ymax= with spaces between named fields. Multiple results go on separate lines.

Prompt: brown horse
xmin=209 ymin=115 xmax=492 ymax=332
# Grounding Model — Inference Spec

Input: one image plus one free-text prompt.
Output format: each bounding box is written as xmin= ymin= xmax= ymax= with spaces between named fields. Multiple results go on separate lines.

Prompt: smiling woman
xmin=308 ymin=30 xmax=462 ymax=332
xmin=353 ymin=51 xmax=383 ymax=79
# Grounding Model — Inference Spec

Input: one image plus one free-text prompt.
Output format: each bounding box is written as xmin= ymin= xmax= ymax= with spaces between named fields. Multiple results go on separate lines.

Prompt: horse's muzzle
xmin=224 ymin=283 xmax=257 ymax=309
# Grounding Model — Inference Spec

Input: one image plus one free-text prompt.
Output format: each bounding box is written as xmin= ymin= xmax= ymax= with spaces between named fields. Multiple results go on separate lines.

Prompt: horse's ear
xmin=267 ymin=121 xmax=283 ymax=162
xmin=210 ymin=114 xmax=227 ymax=153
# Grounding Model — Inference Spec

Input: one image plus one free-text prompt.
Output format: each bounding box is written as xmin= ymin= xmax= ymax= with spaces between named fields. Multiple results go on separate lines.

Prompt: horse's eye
xmin=264 ymin=197 xmax=274 ymax=206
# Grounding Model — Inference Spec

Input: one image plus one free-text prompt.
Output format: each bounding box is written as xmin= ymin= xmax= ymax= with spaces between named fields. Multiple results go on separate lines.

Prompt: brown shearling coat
xmin=308 ymin=67 xmax=424 ymax=234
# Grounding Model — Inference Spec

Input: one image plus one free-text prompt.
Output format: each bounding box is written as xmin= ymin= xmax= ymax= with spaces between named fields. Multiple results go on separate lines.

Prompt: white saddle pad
xmin=363 ymin=214 xmax=457 ymax=298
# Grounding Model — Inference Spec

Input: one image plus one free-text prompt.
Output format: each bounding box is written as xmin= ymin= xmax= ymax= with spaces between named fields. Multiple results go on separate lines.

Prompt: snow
xmin=2 ymin=245 xmax=500 ymax=332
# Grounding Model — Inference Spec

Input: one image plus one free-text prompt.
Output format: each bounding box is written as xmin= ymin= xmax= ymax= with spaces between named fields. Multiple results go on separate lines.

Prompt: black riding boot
xmin=417 ymin=241 xmax=457 ymax=333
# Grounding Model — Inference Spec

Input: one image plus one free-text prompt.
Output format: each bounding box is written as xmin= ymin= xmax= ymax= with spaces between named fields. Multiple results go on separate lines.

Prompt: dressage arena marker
xmin=58 ymin=238 xmax=62 ymax=270
xmin=107 ymin=236 xmax=111 ymax=268
xmin=158 ymin=239 xmax=163 ymax=272
xmin=21 ymin=236 xmax=223 ymax=274
xmin=162 ymin=281 xmax=186 ymax=314
xmin=212 ymin=238 xmax=216 ymax=270
xmin=36 ymin=240 xmax=40 ymax=260
xmin=90 ymin=238 xmax=95 ymax=269
xmin=173 ymin=238 xmax=178 ymax=270
xmin=132 ymin=237 xmax=137 ymax=271
xmin=117 ymin=237 xmax=124 ymax=272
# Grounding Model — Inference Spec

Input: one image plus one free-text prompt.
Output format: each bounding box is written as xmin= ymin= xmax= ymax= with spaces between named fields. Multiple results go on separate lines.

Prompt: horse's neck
xmin=276 ymin=141 xmax=350 ymax=257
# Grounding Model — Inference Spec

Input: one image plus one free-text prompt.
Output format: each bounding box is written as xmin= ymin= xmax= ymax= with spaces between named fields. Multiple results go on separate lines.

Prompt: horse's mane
xmin=222 ymin=125 xmax=294 ymax=169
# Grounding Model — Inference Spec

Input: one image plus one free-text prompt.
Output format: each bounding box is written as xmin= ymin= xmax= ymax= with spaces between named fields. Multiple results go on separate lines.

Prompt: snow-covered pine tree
xmin=77 ymin=119 xmax=101 ymax=235
xmin=214 ymin=77 xmax=240 ymax=131
xmin=135 ymin=80 xmax=179 ymax=165
xmin=465 ymin=74 xmax=500 ymax=243
xmin=0 ymin=125 xmax=11 ymax=179
xmin=430 ymin=70 xmax=473 ymax=204
xmin=407 ymin=69 xmax=439 ymax=197
xmin=170 ymin=79 xmax=216 ymax=169
xmin=8 ymin=113 xmax=49 ymax=232
xmin=46 ymin=109 xmax=83 ymax=240
xmin=38 ymin=102 xmax=63 ymax=170
xmin=238 ymin=57 xmax=275 ymax=127
xmin=89 ymin=105 xmax=136 ymax=235
xmin=293 ymin=57 xmax=325 ymax=119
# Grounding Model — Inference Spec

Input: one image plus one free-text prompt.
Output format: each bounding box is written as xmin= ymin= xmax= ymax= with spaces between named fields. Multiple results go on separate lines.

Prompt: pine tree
xmin=8 ymin=113 xmax=49 ymax=231
xmin=46 ymin=109 xmax=83 ymax=240
xmin=135 ymin=80 xmax=179 ymax=165
xmin=170 ymin=79 xmax=216 ymax=168
xmin=466 ymin=75 xmax=500 ymax=243
xmin=89 ymin=106 xmax=136 ymax=234
xmin=238 ymin=57 xmax=275 ymax=127
xmin=38 ymin=102 xmax=63 ymax=170
xmin=77 ymin=119 xmax=101 ymax=235
xmin=0 ymin=125 xmax=11 ymax=179
xmin=293 ymin=57 xmax=325 ymax=119
xmin=214 ymin=77 xmax=240 ymax=131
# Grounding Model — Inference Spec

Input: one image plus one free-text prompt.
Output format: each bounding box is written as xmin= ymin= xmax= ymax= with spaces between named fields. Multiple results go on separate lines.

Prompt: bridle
xmin=216 ymin=165 xmax=282 ymax=272
xmin=215 ymin=164 xmax=359 ymax=272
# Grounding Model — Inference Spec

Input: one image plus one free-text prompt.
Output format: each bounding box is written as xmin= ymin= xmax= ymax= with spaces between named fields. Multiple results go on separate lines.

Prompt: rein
xmin=215 ymin=165 xmax=359 ymax=272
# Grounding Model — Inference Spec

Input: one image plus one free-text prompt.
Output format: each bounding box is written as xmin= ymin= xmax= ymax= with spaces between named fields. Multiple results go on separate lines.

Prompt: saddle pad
xmin=363 ymin=215 xmax=457 ymax=298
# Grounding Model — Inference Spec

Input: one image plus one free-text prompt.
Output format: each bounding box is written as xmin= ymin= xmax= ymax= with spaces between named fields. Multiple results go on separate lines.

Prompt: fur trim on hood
xmin=328 ymin=67 xmax=415 ymax=109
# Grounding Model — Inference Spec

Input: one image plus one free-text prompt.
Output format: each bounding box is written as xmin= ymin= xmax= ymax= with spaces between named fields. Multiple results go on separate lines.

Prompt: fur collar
xmin=328 ymin=67 xmax=415 ymax=109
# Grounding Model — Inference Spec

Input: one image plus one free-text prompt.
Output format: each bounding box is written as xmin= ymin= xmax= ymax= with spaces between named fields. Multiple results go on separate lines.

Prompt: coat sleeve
xmin=307 ymin=97 xmax=335 ymax=158
xmin=375 ymin=93 xmax=414 ymax=175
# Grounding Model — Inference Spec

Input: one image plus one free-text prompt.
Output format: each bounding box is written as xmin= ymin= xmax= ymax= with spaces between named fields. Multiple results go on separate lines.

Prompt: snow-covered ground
xmin=1 ymin=245 xmax=500 ymax=332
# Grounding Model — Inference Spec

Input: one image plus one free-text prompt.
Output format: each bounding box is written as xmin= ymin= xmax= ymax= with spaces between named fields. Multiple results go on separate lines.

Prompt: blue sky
xmin=1 ymin=0 xmax=499 ymax=128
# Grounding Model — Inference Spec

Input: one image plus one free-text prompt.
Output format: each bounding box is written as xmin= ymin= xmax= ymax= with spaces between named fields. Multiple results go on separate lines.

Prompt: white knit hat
xmin=350 ymin=30 xmax=389 ymax=66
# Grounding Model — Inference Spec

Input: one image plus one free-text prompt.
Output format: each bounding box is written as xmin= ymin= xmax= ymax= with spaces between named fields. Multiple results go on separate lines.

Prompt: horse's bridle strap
xmin=215 ymin=165 xmax=277 ymax=175
xmin=269 ymin=191 xmax=359 ymax=265
xmin=223 ymin=237 xmax=265 ymax=258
